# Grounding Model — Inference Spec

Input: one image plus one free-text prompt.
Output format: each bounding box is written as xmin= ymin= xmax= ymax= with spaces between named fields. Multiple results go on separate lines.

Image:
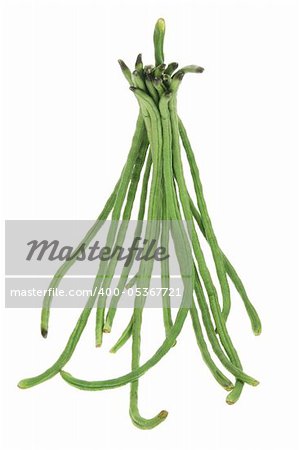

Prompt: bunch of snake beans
xmin=18 ymin=18 xmax=261 ymax=429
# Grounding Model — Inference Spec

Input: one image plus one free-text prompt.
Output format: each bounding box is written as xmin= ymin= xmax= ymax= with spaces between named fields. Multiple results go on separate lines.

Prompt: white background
xmin=1 ymin=0 xmax=299 ymax=449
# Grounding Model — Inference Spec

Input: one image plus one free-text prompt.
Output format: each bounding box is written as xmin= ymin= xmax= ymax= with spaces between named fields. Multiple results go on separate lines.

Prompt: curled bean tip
xmin=254 ymin=325 xmax=262 ymax=336
xmin=225 ymin=389 xmax=241 ymax=405
xmin=103 ymin=326 xmax=111 ymax=334
xmin=60 ymin=370 xmax=71 ymax=380
xmin=135 ymin=53 xmax=142 ymax=65
xmin=158 ymin=410 xmax=168 ymax=419
xmin=118 ymin=59 xmax=127 ymax=69
xmin=175 ymin=72 xmax=184 ymax=81
xmin=156 ymin=18 xmax=165 ymax=31
xmin=41 ymin=328 xmax=48 ymax=338
xmin=17 ymin=380 xmax=28 ymax=389
xmin=224 ymin=384 xmax=235 ymax=392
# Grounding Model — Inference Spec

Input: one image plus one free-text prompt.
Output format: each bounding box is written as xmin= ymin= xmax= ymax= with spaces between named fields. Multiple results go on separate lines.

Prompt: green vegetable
xmin=18 ymin=18 xmax=261 ymax=429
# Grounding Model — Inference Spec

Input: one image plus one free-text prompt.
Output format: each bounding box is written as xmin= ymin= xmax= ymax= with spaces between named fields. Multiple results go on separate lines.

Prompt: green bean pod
xmin=153 ymin=18 xmax=165 ymax=66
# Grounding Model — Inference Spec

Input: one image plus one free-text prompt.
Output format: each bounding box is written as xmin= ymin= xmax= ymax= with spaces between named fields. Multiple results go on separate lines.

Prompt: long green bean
xmin=160 ymin=192 xmax=173 ymax=336
xmin=188 ymin=193 xmax=261 ymax=335
xmin=129 ymin=91 xmax=165 ymax=429
xmin=109 ymin=315 xmax=133 ymax=353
